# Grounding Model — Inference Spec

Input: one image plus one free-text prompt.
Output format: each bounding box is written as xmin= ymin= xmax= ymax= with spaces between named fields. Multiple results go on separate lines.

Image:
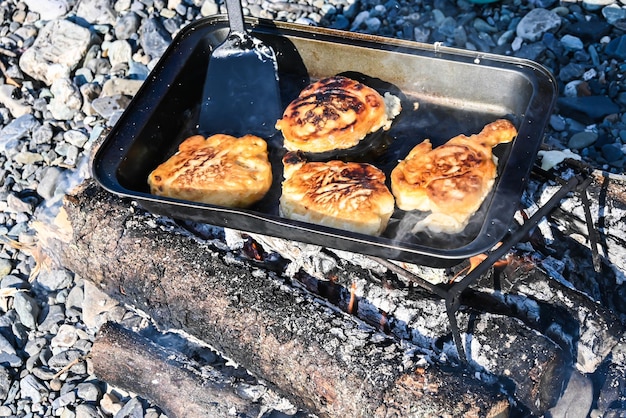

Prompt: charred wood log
xmin=455 ymin=311 xmax=570 ymax=414
xmin=35 ymin=180 xmax=510 ymax=418
xmin=273 ymin=251 xmax=573 ymax=416
xmin=526 ymin=167 xmax=626 ymax=283
xmin=594 ymin=333 xmax=626 ymax=417
xmin=91 ymin=322 xmax=262 ymax=418
xmin=471 ymin=256 xmax=624 ymax=374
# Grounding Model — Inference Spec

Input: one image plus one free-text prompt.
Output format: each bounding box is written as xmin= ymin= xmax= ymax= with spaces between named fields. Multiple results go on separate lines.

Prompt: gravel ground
xmin=0 ymin=0 xmax=625 ymax=416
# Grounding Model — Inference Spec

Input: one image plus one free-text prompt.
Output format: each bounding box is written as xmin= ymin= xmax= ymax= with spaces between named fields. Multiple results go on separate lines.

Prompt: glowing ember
xmin=451 ymin=242 xmax=507 ymax=282
xmin=243 ymin=236 xmax=265 ymax=261
xmin=348 ymin=281 xmax=358 ymax=314
xmin=379 ymin=310 xmax=390 ymax=334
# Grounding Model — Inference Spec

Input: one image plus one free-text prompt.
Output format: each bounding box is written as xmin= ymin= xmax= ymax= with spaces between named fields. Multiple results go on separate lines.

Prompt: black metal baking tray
xmin=92 ymin=16 xmax=557 ymax=267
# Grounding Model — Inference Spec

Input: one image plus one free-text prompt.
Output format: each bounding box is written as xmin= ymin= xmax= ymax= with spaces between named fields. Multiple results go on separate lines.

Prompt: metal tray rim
xmin=92 ymin=16 xmax=558 ymax=265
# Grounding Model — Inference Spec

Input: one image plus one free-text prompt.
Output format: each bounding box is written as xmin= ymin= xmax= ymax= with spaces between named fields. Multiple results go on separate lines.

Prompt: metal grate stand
xmin=372 ymin=159 xmax=598 ymax=363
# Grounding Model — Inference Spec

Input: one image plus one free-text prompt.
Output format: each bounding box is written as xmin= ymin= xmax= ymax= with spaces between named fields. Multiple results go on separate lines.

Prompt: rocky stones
xmin=0 ymin=260 xmax=13 ymax=278
xmin=0 ymin=0 xmax=623 ymax=416
xmin=22 ymin=0 xmax=70 ymax=21
xmin=90 ymin=94 xmax=131 ymax=119
xmin=37 ymin=304 xmax=65 ymax=333
xmin=6 ymin=193 xmax=35 ymax=214
xmin=516 ymin=8 xmax=562 ymax=42
xmin=561 ymin=34 xmax=584 ymax=51
xmin=200 ymin=0 xmax=220 ymax=17
xmin=50 ymin=324 xmax=79 ymax=349
xmin=0 ymin=85 xmax=31 ymax=118
xmin=100 ymin=78 xmax=143 ymax=97
xmin=602 ymin=5 xmax=626 ymax=27
xmin=106 ymin=39 xmax=133 ymax=67
xmin=583 ymin=0 xmax=619 ymax=11
xmin=559 ymin=63 xmax=588 ymax=83
xmin=19 ymin=374 xmax=48 ymax=404
xmin=601 ymin=143 xmax=624 ymax=162
xmin=48 ymin=78 xmax=83 ymax=120
xmin=563 ymin=19 xmax=612 ymax=43
xmin=604 ymin=34 xmax=626 ymax=60
xmin=139 ymin=18 xmax=172 ymax=61
xmin=35 ymin=269 xmax=73 ymax=292
xmin=557 ymin=96 xmax=621 ymax=124
xmin=114 ymin=11 xmax=141 ymax=40
xmin=0 ymin=114 xmax=39 ymax=153
xmin=12 ymin=292 xmax=40 ymax=330
xmin=75 ymin=0 xmax=117 ymax=26
xmin=19 ymin=19 xmax=94 ymax=86
xmin=568 ymin=131 xmax=598 ymax=149
xmin=0 ymin=367 xmax=12 ymax=402
xmin=20 ymin=19 xmax=91 ymax=85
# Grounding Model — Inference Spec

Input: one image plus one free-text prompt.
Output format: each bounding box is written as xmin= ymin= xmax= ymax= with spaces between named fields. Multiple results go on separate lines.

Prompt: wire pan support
xmin=372 ymin=159 xmax=598 ymax=364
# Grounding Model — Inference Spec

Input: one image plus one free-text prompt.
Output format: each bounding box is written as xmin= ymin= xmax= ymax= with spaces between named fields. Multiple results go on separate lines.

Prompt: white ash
xmin=388 ymin=260 xmax=451 ymax=285
xmin=519 ymin=170 xmax=626 ymax=288
xmin=250 ymin=229 xmax=452 ymax=285
xmin=240 ymin=230 xmax=338 ymax=279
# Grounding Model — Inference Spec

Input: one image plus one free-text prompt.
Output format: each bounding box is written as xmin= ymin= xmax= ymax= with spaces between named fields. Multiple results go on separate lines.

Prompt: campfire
xmin=30 ymin=15 xmax=626 ymax=418
xmin=32 ymin=153 xmax=626 ymax=417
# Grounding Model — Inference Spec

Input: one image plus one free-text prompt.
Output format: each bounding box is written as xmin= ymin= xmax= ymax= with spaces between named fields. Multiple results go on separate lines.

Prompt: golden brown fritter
xmin=391 ymin=119 xmax=517 ymax=233
xmin=276 ymin=76 xmax=401 ymax=153
xmin=148 ymin=134 xmax=272 ymax=208
xmin=280 ymin=152 xmax=395 ymax=235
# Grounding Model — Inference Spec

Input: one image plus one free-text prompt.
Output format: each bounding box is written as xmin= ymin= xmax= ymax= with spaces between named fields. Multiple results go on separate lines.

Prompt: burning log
xmin=91 ymin=322 xmax=262 ymax=418
xmin=248 ymin=241 xmax=573 ymax=416
xmin=471 ymin=254 xmax=623 ymax=374
xmin=33 ymin=165 xmax=625 ymax=416
xmin=36 ymin=180 xmax=510 ymax=417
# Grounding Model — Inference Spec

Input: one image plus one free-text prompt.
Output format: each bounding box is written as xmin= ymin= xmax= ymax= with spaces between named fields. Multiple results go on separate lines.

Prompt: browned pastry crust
xmin=275 ymin=76 xmax=401 ymax=153
xmin=280 ymin=152 xmax=395 ymax=236
xmin=390 ymin=119 xmax=518 ymax=233
xmin=147 ymin=134 xmax=272 ymax=208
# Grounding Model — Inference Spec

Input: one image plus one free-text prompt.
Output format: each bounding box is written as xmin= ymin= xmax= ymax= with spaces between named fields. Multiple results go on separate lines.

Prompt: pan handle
xmin=224 ymin=0 xmax=246 ymax=34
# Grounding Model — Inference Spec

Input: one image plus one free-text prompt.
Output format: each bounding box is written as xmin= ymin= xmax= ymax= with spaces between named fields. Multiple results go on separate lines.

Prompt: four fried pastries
xmin=148 ymin=74 xmax=517 ymax=237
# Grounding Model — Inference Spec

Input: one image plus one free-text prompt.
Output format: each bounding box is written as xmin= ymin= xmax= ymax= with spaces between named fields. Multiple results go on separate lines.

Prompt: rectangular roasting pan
xmin=92 ymin=16 xmax=557 ymax=267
